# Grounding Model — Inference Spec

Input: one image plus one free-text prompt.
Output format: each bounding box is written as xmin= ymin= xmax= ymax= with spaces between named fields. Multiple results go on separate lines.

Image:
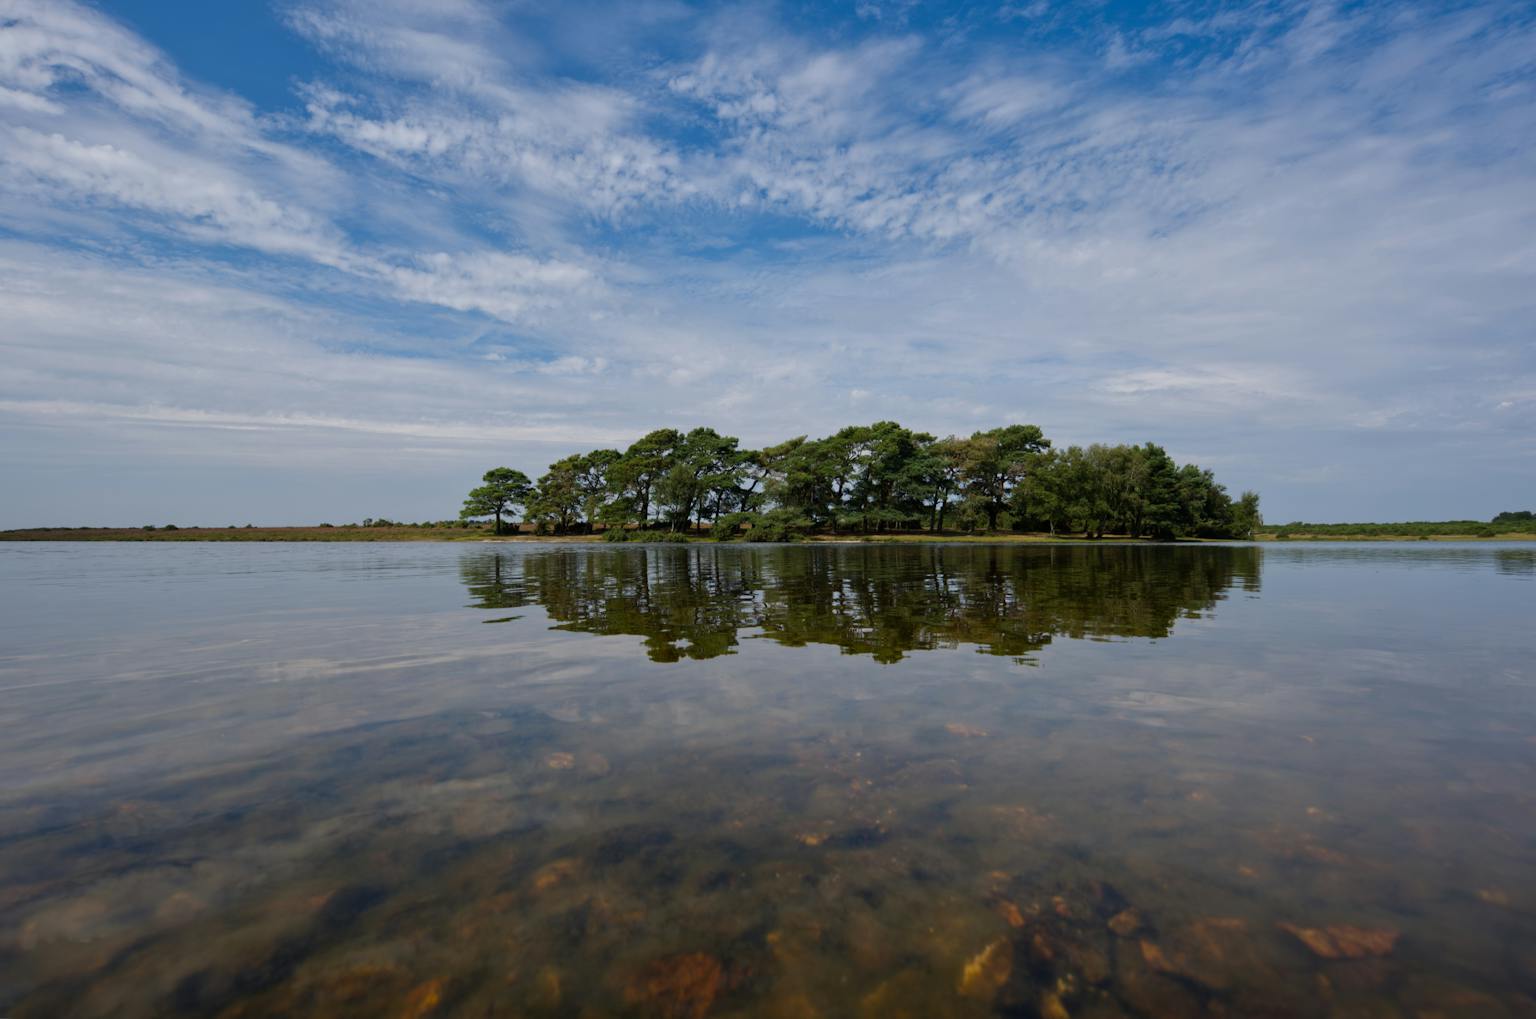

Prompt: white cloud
xmin=0 ymin=0 xmax=1533 ymax=523
xmin=375 ymin=251 xmax=598 ymax=322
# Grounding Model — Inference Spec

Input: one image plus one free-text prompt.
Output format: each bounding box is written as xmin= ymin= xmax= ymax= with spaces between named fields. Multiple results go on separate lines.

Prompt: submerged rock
xmin=1107 ymin=909 xmax=1142 ymax=938
xmin=399 ymin=977 xmax=444 ymax=1018
xmin=1278 ymin=923 xmax=1399 ymax=960
xmin=1477 ymin=888 xmax=1512 ymax=908
xmin=958 ymin=938 xmax=1012 ymax=998
xmin=1138 ymin=917 xmax=1258 ymax=991
xmin=625 ymin=952 xmax=725 ymax=1019
xmin=531 ymin=858 xmax=581 ymax=892
xmin=1039 ymin=989 xmax=1072 ymax=1019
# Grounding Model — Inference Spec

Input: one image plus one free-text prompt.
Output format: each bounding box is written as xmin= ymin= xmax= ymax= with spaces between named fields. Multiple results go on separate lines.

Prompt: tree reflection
xmin=460 ymin=544 xmax=1262 ymax=663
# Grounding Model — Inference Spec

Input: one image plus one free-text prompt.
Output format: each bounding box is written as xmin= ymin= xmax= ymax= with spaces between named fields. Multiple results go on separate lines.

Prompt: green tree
xmin=609 ymin=429 xmax=682 ymax=528
xmin=530 ymin=456 xmax=584 ymax=533
xmin=656 ymin=427 xmax=744 ymax=532
xmin=576 ymin=449 xmax=621 ymax=532
xmin=962 ymin=424 xmax=1050 ymax=531
xmin=761 ymin=436 xmax=839 ymax=530
xmin=917 ymin=435 xmax=967 ymax=532
xmin=460 ymin=467 xmax=533 ymax=535
xmin=840 ymin=422 xmax=934 ymax=532
xmin=1231 ymin=490 xmax=1262 ymax=539
xmin=460 ymin=421 xmax=1259 ymax=543
xmin=1139 ymin=444 xmax=1184 ymax=540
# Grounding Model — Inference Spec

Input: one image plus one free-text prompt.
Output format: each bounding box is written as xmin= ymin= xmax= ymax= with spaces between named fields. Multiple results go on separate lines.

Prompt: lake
xmin=1 ymin=541 xmax=1533 ymax=1017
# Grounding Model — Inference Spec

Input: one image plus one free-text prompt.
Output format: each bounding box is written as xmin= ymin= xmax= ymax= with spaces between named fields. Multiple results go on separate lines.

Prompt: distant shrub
xmin=710 ymin=512 xmax=753 ymax=541
xmin=318 ymin=523 xmax=334 ymax=528
xmin=744 ymin=509 xmax=812 ymax=542
xmin=1259 ymin=518 xmax=1532 ymax=538
xmin=606 ymin=528 xmax=688 ymax=543
xmin=163 ymin=524 xmax=178 ymax=531
xmin=710 ymin=509 xmax=810 ymax=542
xmin=142 ymin=525 xmax=156 ymax=531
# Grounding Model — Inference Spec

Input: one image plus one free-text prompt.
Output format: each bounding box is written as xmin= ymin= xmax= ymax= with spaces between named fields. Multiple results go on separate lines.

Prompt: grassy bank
xmin=0 ymin=526 xmax=504 ymax=542
xmin=1256 ymin=531 xmax=1536 ymax=542
xmin=4 ymin=526 xmax=1149 ymax=543
xmin=1256 ymin=519 xmax=1536 ymax=540
xmin=9 ymin=526 xmax=1534 ymax=544
xmin=2 ymin=527 xmax=1126 ymax=543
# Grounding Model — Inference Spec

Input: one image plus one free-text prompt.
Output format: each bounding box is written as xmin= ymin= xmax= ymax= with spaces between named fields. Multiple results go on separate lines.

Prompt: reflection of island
xmin=1498 ymin=549 xmax=1535 ymax=576
xmin=461 ymin=545 xmax=1261 ymax=663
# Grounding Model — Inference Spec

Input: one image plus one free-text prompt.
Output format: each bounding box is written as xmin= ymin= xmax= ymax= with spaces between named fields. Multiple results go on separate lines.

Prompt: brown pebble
xmin=1108 ymin=908 xmax=1142 ymax=937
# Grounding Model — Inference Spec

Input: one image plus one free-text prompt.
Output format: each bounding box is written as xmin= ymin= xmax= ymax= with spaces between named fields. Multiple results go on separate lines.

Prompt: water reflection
xmin=1497 ymin=548 xmax=1536 ymax=575
xmin=461 ymin=544 xmax=1263 ymax=663
xmin=2 ymin=542 xmax=1534 ymax=1019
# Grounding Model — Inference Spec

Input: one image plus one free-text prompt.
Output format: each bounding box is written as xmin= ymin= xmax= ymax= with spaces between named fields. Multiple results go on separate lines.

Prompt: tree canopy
xmin=459 ymin=467 xmax=533 ymax=535
xmin=461 ymin=422 xmax=1260 ymax=540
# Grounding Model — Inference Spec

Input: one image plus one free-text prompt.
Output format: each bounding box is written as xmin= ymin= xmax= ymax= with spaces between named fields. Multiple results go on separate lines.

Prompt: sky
xmin=1 ymin=0 xmax=1533 ymax=527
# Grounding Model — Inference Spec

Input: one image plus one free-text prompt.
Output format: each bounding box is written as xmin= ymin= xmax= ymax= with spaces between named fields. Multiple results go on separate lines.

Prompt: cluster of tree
xmin=461 ymin=423 xmax=1261 ymax=540
xmin=459 ymin=544 xmax=1262 ymax=663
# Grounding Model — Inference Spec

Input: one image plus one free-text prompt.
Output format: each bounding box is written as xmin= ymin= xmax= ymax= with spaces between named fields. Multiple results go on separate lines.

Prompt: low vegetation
xmin=1258 ymin=512 xmax=1536 ymax=540
xmin=0 ymin=523 xmax=488 ymax=542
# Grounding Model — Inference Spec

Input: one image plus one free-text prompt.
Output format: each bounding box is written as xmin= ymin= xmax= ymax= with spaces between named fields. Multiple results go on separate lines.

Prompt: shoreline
xmin=3 ymin=527 xmax=1533 ymax=544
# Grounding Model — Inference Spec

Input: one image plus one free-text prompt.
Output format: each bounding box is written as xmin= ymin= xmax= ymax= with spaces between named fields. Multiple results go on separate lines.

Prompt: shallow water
xmin=0 ymin=541 xmax=1533 ymax=1018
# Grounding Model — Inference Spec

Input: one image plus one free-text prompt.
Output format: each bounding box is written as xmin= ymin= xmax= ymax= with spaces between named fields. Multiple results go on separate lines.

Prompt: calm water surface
xmin=1 ymin=542 xmax=1533 ymax=1017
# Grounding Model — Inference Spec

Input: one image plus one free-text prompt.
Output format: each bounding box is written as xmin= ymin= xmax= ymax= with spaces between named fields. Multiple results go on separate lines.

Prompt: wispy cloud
xmin=1 ymin=0 xmax=1533 ymax=524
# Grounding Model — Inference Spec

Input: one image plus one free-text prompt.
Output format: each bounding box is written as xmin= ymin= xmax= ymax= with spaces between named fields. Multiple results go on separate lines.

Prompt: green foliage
xmin=463 ymin=422 xmax=1257 ymax=542
xmin=603 ymin=528 xmax=690 ymax=543
xmin=742 ymin=509 xmax=812 ymax=542
xmin=460 ymin=467 xmax=533 ymax=535
xmin=656 ymin=427 xmax=748 ymax=532
xmin=1231 ymin=491 xmax=1262 ymax=539
xmin=712 ymin=508 xmax=811 ymax=542
xmin=962 ymin=423 xmax=1050 ymax=531
xmin=1260 ymin=517 xmax=1532 ymax=538
xmin=710 ymin=512 xmax=753 ymax=541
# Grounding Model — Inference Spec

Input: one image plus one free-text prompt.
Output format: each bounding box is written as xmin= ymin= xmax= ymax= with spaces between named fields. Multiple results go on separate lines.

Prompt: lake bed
xmin=1 ymin=542 xmax=1533 ymax=1017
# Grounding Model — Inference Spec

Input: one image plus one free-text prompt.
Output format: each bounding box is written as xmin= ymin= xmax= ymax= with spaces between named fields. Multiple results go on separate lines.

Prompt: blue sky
xmin=1 ymin=0 xmax=1532 ymax=526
